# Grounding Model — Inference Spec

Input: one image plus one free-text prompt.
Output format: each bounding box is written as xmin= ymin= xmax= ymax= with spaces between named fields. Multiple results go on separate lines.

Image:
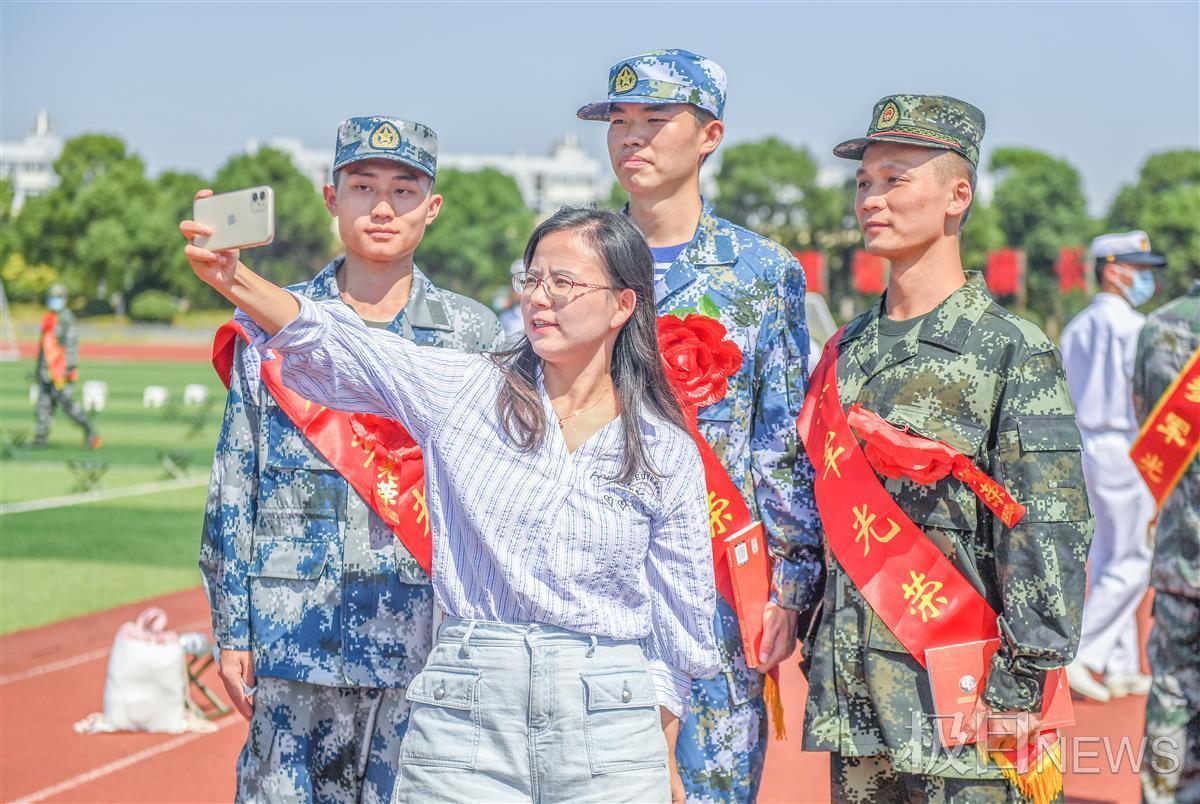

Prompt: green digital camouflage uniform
xmin=1133 ymin=279 xmax=1200 ymax=803
xmin=34 ymin=305 xmax=98 ymax=446
xmin=800 ymin=274 xmax=1094 ymax=798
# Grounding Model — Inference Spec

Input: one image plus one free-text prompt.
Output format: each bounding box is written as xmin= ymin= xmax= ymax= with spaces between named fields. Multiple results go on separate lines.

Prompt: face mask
xmin=1115 ymin=266 xmax=1156 ymax=307
xmin=47 ymin=297 xmax=65 ymax=311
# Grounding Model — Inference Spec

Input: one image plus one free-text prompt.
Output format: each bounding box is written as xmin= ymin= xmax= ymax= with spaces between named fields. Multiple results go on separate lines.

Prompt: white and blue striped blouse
xmin=240 ymin=295 xmax=721 ymax=716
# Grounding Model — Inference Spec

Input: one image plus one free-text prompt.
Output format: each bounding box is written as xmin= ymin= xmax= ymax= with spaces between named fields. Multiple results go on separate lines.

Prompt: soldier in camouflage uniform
xmin=800 ymin=95 xmax=1094 ymax=801
xmin=1134 ymin=277 xmax=1200 ymax=803
xmin=579 ymin=50 xmax=822 ymax=803
xmin=33 ymin=283 xmax=100 ymax=448
xmin=195 ymin=117 xmax=504 ymax=803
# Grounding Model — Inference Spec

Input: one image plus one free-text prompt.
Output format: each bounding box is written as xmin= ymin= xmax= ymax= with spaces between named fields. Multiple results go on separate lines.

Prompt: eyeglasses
xmin=512 ymin=271 xmax=615 ymax=300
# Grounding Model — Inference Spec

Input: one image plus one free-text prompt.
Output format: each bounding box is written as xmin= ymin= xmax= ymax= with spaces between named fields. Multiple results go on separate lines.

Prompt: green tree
xmin=988 ymin=147 xmax=1095 ymax=327
xmin=0 ymin=178 xmax=15 ymax=266
xmin=1106 ymin=149 xmax=1200 ymax=301
xmin=213 ymin=147 xmax=335 ymax=288
xmin=13 ymin=134 xmax=172 ymax=306
xmin=959 ymin=202 xmax=1005 ymax=276
xmin=713 ymin=137 xmax=848 ymax=250
xmin=418 ymin=168 xmax=535 ymax=300
xmin=152 ymin=170 xmax=223 ymax=305
xmin=598 ymin=179 xmax=628 ymax=211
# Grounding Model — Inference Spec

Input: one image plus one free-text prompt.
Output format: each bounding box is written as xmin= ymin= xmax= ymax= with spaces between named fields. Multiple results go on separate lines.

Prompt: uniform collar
xmin=652 ymin=198 xmax=740 ymax=302
xmin=838 ymin=272 xmax=993 ymax=381
xmin=305 ymin=257 xmax=454 ymax=333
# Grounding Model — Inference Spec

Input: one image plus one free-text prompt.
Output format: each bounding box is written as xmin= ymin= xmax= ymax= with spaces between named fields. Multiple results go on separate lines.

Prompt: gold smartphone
xmin=192 ymin=187 xmax=275 ymax=251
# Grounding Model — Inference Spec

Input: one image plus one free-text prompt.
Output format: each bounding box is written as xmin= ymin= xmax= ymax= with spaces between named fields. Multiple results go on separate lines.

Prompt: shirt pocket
xmin=1004 ymin=415 xmax=1090 ymax=523
xmin=402 ymin=667 xmax=481 ymax=770
xmin=886 ymin=402 xmax=986 ymax=458
xmin=257 ymin=397 xmax=345 ymax=532
xmin=249 ymin=539 xmax=330 ymax=581
xmin=580 ymin=669 xmax=666 ymax=775
xmin=263 ymin=395 xmax=335 ymax=471
xmin=880 ymin=403 xmax=984 ymax=530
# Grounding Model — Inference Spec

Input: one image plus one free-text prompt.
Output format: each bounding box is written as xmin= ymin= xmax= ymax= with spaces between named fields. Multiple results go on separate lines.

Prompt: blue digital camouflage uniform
xmin=656 ymin=201 xmax=822 ymax=803
xmin=577 ymin=49 xmax=821 ymax=803
xmin=201 ymin=259 xmax=504 ymax=803
xmin=1134 ymin=280 xmax=1200 ymax=803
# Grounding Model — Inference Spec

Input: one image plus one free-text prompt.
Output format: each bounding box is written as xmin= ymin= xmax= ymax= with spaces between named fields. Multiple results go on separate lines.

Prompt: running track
xmin=13 ymin=341 xmax=213 ymax=363
xmin=0 ymin=587 xmax=1150 ymax=802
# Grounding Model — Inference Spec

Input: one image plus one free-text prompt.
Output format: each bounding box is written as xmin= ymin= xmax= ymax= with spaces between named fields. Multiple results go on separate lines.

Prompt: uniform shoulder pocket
xmin=1004 ymin=414 xmax=1090 ymax=523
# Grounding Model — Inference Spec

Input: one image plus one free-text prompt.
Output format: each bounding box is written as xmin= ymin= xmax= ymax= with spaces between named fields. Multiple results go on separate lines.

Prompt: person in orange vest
xmin=33 ymin=283 xmax=100 ymax=449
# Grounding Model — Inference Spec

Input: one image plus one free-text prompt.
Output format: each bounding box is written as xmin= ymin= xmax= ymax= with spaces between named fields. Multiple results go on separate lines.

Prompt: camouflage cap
xmin=834 ymin=94 xmax=986 ymax=167
xmin=333 ymin=116 xmax=438 ymax=178
xmin=577 ymin=49 xmax=727 ymax=121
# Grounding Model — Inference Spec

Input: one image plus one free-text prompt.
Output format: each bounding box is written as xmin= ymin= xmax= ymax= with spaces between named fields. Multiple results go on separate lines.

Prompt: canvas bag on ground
xmin=96 ymin=607 xmax=188 ymax=733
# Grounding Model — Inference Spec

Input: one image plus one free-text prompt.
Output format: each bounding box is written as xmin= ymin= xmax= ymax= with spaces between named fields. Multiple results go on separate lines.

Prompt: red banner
xmin=986 ymin=248 xmax=1024 ymax=298
xmin=851 ymin=251 xmax=888 ymax=295
xmin=213 ymin=321 xmax=432 ymax=573
xmin=794 ymin=251 xmax=826 ymax=296
xmin=1054 ymin=247 xmax=1088 ymax=294
xmin=1131 ymin=344 xmax=1200 ymax=508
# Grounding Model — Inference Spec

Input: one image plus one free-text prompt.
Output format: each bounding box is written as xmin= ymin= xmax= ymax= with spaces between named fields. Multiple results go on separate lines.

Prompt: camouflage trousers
xmin=676 ymin=596 xmax=768 ymax=803
xmin=237 ymin=677 xmax=410 ymax=804
xmin=1142 ymin=591 xmax=1200 ymax=804
xmin=33 ymin=380 xmax=95 ymax=444
xmin=830 ymin=753 xmax=1041 ymax=803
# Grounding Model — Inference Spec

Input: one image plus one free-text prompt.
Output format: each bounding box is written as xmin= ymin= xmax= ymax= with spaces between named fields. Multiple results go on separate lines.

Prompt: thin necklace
xmin=556 ymin=386 xmax=612 ymax=428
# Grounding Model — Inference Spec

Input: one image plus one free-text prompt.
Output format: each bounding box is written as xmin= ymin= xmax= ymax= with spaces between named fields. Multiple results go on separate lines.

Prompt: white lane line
xmin=0 ymin=477 xmax=208 ymax=516
xmin=0 ymin=619 xmax=212 ymax=686
xmin=11 ymin=714 xmax=242 ymax=803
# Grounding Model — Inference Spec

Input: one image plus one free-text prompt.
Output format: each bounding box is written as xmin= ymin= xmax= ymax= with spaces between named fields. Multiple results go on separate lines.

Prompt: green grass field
xmin=0 ymin=359 xmax=226 ymax=634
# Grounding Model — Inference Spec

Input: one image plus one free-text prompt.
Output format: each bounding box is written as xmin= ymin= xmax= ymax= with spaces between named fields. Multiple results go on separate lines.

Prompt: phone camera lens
xmin=252 ymin=192 xmax=259 ymax=201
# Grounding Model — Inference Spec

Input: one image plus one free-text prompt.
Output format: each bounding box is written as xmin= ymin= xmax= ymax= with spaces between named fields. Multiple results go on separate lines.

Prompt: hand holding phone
xmin=191 ymin=186 xmax=275 ymax=251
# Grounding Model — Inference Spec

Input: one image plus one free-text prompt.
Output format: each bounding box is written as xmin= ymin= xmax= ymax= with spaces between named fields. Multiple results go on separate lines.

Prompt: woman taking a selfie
xmin=181 ymin=204 xmax=720 ymax=802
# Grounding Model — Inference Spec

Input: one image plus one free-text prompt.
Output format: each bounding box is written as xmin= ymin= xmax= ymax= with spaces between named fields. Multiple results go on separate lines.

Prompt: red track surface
xmin=14 ymin=341 xmax=212 ymax=363
xmin=0 ymin=588 xmax=1150 ymax=803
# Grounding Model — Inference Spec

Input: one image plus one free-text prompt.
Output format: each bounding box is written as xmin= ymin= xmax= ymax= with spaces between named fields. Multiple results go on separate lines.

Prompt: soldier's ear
xmin=946 ymin=175 xmax=972 ymax=220
xmin=323 ymin=183 xmax=338 ymax=216
xmin=699 ymin=118 xmax=724 ymax=160
xmin=424 ymin=193 xmax=444 ymax=226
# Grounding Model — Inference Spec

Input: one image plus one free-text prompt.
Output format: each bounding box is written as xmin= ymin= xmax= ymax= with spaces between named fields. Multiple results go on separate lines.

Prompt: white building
xmin=0 ymin=111 xmax=63 ymax=213
xmin=244 ymin=132 xmax=603 ymax=214
xmin=440 ymin=133 xmax=604 ymax=213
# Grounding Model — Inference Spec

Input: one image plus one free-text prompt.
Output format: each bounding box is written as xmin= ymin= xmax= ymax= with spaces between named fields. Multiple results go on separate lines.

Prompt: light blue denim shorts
xmin=394 ymin=619 xmax=669 ymax=803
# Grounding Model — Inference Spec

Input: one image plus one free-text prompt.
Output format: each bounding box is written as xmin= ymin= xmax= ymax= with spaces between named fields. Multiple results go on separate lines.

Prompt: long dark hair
xmin=490 ymin=205 xmax=686 ymax=483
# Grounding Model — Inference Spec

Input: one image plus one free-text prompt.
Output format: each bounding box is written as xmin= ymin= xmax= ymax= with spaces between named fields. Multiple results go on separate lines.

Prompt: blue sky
xmin=3 ymin=1 xmax=1197 ymax=214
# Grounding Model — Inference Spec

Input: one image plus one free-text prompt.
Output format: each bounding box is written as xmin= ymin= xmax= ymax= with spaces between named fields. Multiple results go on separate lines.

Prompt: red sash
xmin=798 ymin=331 xmax=997 ymax=654
xmin=657 ymin=313 xmax=785 ymax=737
xmin=798 ymin=330 xmax=1066 ymax=800
xmin=213 ymin=321 xmax=432 ymax=573
xmin=1131 ymin=343 xmax=1200 ymax=508
xmin=40 ymin=312 xmax=67 ymax=387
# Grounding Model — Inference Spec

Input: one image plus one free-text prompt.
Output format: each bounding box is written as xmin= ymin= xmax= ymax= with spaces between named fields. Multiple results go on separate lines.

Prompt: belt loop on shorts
xmin=586 ymin=634 xmax=597 ymax=658
xmin=460 ymin=620 xmax=477 ymax=659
